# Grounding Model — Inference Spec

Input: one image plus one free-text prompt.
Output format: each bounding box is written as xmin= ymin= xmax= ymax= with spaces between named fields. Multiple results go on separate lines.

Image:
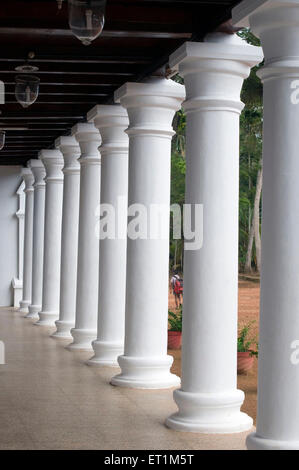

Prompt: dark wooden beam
xmin=0 ymin=62 xmax=144 ymax=74
xmin=4 ymin=96 xmax=107 ymax=104
xmin=0 ymin=27 xmax=191 ymax=40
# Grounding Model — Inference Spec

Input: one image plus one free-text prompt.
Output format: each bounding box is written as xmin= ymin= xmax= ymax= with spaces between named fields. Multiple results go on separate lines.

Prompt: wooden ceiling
xmin=0 ymin=0 xmax=241 ymax=165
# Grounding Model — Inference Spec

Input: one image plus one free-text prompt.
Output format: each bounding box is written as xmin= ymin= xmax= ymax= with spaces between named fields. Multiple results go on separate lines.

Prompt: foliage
xmin=168 ymin=305 xmax=182 ymax=332
xmin=238 ymin=322 xmax=258 ymax=357
xmin=239 ymin=106 xmax=263 ymax=268
xmin=238 ymin=29 xmax=263 ymax=270
xmin=170 ymin=95 xmax=186 ymax=270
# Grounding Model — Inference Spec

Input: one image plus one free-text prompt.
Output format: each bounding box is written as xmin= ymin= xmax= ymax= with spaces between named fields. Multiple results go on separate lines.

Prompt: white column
xmin=16 ymin=181 xmax=25 ymax=282
xmin=67 ymin=123 xmax=101 ymax=351
xmin=12 ymin=181 xmax=25 ymax=307
xmin=52 ymin=136 xmax=81 ymax=339
xmin=36 ymin=150 xmax=64 ymax=326
xmin=165 ymin=35 xmax=262 ymax=432
xmin=111 ymin=78 xmax=185 ymax=389
xmin=233 ymin=0 xmax=299 ymax=450
xmin=27 ymin=159 xmax=46 ymax=319
xmin=86 ymin=105 xmax=129 ymax=366
xmin=19 ymin=167 xmax=34 ymax=313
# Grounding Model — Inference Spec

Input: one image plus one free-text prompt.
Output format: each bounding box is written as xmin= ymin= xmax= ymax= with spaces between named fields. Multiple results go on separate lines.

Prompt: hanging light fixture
xmin=15 ymin=52 xmax=39 ymax=73
xmin=68 ymin=0 xmax=106 ymax=46
xmin=0 ymin=131 xmax=5 ymax=150
xmin=15 ymin=75 xmax=40 ymax=108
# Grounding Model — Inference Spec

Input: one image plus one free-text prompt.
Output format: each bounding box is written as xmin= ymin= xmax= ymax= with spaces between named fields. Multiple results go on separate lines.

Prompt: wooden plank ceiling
xmin=0 ymin=0 xmax=241 ymax=165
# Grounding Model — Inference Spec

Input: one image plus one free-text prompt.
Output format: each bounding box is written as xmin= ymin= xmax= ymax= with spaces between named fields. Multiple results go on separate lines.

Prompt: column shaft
xmin=111 ymin=77 xmax=185 ymax=388
xmin=86 ymin=105 xmax=129 ymax=366
xmin=12 ymin=183 xmax=25 ymax=307
xmin=52 ymin=136 xmax=81 ymax=339
xmin=36 ymin=150 xmax=64 ymax=326
xmin=27 ymin=160 xmax=46 ymax=319
xmin=19 ymin=167 xmax=34 ymax=313
xmin=166 ymin=35 xmax=262 ymax=432
xmin=67 ymin=123 xmax=101 ymax=351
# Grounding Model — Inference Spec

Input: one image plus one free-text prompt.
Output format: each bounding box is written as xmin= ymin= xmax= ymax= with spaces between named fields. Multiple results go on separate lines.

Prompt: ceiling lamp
xmin=15 ymin=64 xmax=39 ymax=73
xmin=15 ymin=52 xmax=39 ymax=73
xmin=0 ymin=131 xmax=5 ymax=150
xmin=68 ymin=0 xmax=106 ymax=46
xmin=15 ymin=75 xmax=40 ymax=108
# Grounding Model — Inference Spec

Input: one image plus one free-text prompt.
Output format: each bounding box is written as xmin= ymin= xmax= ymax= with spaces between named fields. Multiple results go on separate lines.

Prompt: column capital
xmin=169 ymin=35 xmax=263 ymax=114
xmin=55 ymin=135 xmax=81 ymax=174
xmin=233 ymin=0 xmax=299 ymax=81
xmin=28 ymin=159 xmax=46 ymax=189
xmin=233 ymin=0 xmax=284 ymax=28
xmin=114 ymin=77 xmax=185 ymax=138
xmin=39 ymin=149 xmax=64 ymax=183
xmin=71 ymin=123 xmax=101 ymax=165
xmin=87 ymin=104 xmax=129 ymax=156
xmin=21 ymin=167 xmax=34 ymax=193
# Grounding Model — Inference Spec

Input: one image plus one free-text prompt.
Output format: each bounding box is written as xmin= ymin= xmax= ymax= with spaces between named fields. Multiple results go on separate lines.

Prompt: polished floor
xmin=0 ymin=307 xmax=251 ymax=450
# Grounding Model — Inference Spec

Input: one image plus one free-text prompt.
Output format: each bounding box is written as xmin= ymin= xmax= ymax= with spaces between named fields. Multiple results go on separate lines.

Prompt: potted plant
xmin=168 ymin=306 xmax=182 ymax=350
xmin=237 ymin=322 xmax=258 ymax=374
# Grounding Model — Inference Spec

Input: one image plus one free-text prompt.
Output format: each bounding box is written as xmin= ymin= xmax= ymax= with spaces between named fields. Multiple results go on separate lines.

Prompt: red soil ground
xmin=168 ymin=279 xmax=260 ymax=424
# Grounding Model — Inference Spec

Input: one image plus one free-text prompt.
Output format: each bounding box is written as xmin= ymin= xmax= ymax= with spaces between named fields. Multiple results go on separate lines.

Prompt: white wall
xmin=0 ymin=166 xmax=22 ymax=306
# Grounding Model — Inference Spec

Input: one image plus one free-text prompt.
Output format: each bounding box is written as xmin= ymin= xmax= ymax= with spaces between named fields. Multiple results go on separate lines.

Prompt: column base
xmin=51 ymin=320 xmax=74 ymax=339
xmin=111 ymin=355 xmax=180 ymax=389
xmin=66 ymin=328 xmax=96 ymax=351
xmin=12 ymin=278 xmax=22 ymax=308
xmin=247 ymin=432 xmax=299 ymax=450
xmin=166 ymin=389 xmax=253 ymax=434
xmin=86 ymin=340 xmax=124 ymax=367
xmin=35 ymin=311 xmax=58 ymax=327
xmin=25 ymin=304 xmax=40 ymax=319
xmin=19 ymin=300 xmax=30 ymax=313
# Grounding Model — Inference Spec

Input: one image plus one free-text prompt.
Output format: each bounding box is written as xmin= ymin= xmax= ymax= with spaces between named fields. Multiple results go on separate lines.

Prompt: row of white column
xmin=17 ymin=4 xmax=299 ymax=448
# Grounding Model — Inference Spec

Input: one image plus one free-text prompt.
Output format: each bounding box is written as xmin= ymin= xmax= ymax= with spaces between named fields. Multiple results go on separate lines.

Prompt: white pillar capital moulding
xmin=35 ymin=149 xmax=64 ymax=327
xmin=27 ymin=159 xmax=46 ymax=319
xmin=165 ymin=36 xmax=263 ymax=433
xmin=72 ymin=122 xmax=101 ymax=164
xmin=111 ymin=78 xmax=185 ymax=389
xmin=86 ymin=104 xmax=129 ymax=366
xmin=233 ymin=0 xmax=299 ymax=451
xmin=12 ymin=180 xmax=25 ymax=307
xmin=67 ymin=122 xmax=101 ymax=351
xmin=55 ymin=135 xmax=81 ymax=174
xmin=52 ymin=135 xmax=81 ymax=339
xmin=19 ymin=166 xmax=34 ymax=313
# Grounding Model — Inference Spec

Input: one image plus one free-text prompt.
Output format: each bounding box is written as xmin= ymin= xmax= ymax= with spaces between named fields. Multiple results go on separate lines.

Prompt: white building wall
xmin=0 ymin=166 xmax=22 ymax=306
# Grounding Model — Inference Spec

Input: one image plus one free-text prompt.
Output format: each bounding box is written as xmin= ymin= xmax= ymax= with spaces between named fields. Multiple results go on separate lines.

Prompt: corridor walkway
xmin=0 ymin=307 xmax=251 ymax=450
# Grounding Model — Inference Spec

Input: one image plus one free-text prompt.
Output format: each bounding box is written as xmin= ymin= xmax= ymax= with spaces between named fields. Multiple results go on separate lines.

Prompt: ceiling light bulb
xmin=0 ymin=131 xmax=5 ymax=150
xmin=15 ymin=75 xmax=40 ymax=108
xmin=68 ymin=0 xmax=106 ymax=46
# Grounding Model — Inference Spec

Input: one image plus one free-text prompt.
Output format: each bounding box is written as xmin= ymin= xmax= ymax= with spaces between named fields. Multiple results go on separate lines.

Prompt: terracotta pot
xmin=168 ymin=331 xmax=182 ymax=350
xmin=237 ymin=351 xmax=254 ymax=374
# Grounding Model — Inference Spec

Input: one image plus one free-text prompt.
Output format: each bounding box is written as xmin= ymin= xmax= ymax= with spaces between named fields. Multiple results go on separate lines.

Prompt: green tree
xmin=170 ymin=108 xmax=186 ymax=270
xmin=239 ymin=30 xmax=263 ymax=272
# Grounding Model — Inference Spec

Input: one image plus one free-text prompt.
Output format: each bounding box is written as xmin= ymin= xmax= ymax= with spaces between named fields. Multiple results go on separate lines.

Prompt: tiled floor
xmin=0 ymin=307 xmax=251 ymax=450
